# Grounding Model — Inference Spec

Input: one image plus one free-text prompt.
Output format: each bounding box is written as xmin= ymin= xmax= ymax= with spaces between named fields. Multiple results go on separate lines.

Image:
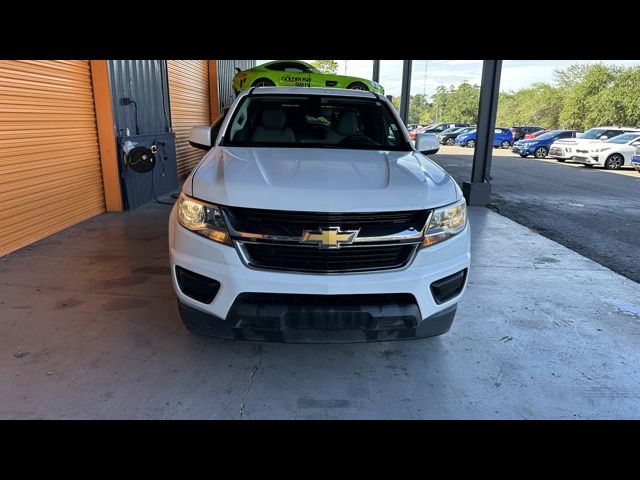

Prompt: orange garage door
xmin=0 ymin=60 xmax=105 ymax=257
xmin=167 ymin=60 xmax=211 ymax=179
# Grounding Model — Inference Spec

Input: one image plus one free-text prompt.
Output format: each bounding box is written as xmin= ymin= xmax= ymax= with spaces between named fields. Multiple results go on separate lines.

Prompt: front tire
xmin=501 ymin=140 xmax=511 ymax=149
xmin=252 ymin=78 xmax=275 ymax=88
xmin=446 ymin=138 xmax=455 ymax=146
xmin=347 ymin=82 xmax=369 ymax=91
xmin=604 ymin=154 xmax=624 ymax=170
xmin=534 ymin=146 xmax=548 ymax=158
xmin=467 ymin=139 xmax=476 ymax=148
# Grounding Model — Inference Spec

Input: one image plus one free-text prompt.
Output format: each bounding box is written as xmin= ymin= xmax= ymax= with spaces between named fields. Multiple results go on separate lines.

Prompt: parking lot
xmin=432 ymin=145 xmax=640 ymax=283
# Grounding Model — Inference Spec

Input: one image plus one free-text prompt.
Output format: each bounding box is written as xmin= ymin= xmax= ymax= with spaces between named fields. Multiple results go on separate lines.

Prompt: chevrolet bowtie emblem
xmin=300 ymin=227 xmax=359 ymax=249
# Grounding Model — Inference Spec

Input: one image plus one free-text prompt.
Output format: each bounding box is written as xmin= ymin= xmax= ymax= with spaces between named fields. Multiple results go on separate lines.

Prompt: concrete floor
xmin=1 ymin=203 xmax=640 ymax=419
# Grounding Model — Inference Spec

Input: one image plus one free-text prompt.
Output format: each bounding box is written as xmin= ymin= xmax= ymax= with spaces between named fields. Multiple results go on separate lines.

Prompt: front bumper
xmin=571 ymin=151 xmax=604 ymax=165
xmin=512 ymin=145 xmax=532 ymax=155
xmin=548 ymin=146 xmax=573 ymax=160
xmin=632 ymin=159 xmax=640 ymax=171
xmin=168 ymin=206 xmax=470 ymax=342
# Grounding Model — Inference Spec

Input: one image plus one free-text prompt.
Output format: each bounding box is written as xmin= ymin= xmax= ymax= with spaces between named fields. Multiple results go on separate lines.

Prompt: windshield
xmin=579 ymin=128 xmax=610 ymax=139
xmin=222 ymin=94 xmax=411 ymax=151
xmin=605 ymin=133 xmax=640 ymax=144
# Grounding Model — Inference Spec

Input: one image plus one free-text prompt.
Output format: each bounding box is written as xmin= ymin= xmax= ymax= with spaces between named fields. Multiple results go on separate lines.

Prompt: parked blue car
xmin=455 ymin=128 xmax=514 ymax=148
xmin=632 ymin=146 xmax=640 ymax=174
xmin=512 ymin=129 xmax=581 ymax=158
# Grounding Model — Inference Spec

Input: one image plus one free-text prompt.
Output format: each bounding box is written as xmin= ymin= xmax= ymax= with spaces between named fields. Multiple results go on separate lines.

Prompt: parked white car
xmin=548 ymin=126 xmax=640 ymax=163
xmin=169 ymin=87 xmax=470 ymax=342
xmin=570 ymin=133 xmax=640 ymax=169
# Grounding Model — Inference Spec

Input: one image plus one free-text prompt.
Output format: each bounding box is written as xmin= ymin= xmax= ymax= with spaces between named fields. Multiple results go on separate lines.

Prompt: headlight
xmin=177 ymin=193 xmax=231 ymax=246
xmin=423 ymin=198 xmax=467 ymax=247
xmin=595 ymin=147 xmax=611 ymax=152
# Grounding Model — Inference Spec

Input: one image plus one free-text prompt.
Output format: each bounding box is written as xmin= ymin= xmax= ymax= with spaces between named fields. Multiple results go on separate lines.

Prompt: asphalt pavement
xmin=431 ymin=146 xmax=640 ymax=283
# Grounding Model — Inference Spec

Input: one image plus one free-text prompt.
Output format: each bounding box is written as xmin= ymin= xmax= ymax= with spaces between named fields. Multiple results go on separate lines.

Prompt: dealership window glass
xmin=222 ymin=95 xmax=411 ymax=151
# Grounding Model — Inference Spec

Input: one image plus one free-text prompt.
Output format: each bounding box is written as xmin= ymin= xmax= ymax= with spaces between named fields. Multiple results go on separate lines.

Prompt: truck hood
xmin=190 ymin=147 xmax=459 ymax=212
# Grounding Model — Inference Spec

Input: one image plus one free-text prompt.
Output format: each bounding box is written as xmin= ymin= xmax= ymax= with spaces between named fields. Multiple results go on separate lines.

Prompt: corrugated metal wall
xmin=167 ymin=60 xmax=211 ymax=178
xmin=0 ymin=60 xmax=105 ymax=257
xmin=108 ymin=60 xmax=179 ymax=210
xmin=216 ymin=60 xmax=255 ymax=110
xmin=108 ymin=60 xmax=172 ymax=136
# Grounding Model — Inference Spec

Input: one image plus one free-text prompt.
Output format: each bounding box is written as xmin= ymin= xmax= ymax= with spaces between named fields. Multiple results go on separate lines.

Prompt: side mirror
xmin=189 ymin=125 xmax=212 ymax=150
xmin=599 ymin=135 xmax=608 ymax=140
xmin=416 ymin=133 xmax=440 ymax=156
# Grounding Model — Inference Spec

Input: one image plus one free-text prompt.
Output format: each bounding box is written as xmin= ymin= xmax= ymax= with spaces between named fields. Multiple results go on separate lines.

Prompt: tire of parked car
xmin=347 ymin=82 xmax=368 ymax=91
xmin=501 ymin=140 xmax=511 ymax=149
xmin=534 ymin=146 xmax=548 ymax=158
xmin=604 ymin=154 xmax=624 ymax=170
xmin=556 ymin=158 xmax=566 ymax=162
xmin=446 ymin=138 xmax=455 ymax=146
xmin=467 ymin=139 xmax=476 ymax=148
xmin=252 ymin=78 xmax=275 ymax=87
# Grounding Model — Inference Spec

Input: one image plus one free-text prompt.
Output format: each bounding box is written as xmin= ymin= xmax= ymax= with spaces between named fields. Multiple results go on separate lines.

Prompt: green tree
xmin=585 ymin=66 xmax=640 ymax=127
xmin=310 ymin=60 xmax=338 ymax=74
xmin=441 ymin=83 xmax=480 ymax=124
xmin=559 ymin=64 xmax=621 ymax=129
xmin=408 ymin=94 xmax=432 ymax=124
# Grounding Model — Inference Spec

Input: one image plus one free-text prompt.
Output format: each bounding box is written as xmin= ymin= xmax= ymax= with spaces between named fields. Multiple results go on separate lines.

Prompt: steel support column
xmin=372 ymin=60 xmax=380 ymax=83
xmin=462 ymin=60 xmax=502 ymax=206
xmin=399 ymin=60 xmax=412 ymax=125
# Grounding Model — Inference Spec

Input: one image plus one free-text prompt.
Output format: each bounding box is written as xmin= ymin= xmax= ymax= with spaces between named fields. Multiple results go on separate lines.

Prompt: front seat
xmin=326 ymin=110 xmax=359 ymax=143
xmin=250 ymin=106 xmax=295 ymax=143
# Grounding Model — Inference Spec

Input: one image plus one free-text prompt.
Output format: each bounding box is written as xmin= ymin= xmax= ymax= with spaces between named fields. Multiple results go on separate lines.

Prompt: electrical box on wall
xmin=116 ymin=133 xmax=178 ymax=210
xmin=109 ymin=60 xmax=178 ymax=210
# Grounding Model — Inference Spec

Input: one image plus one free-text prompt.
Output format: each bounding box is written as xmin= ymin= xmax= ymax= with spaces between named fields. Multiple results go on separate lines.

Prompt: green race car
xmin=232 ymin=60 xmax=384 ymax=95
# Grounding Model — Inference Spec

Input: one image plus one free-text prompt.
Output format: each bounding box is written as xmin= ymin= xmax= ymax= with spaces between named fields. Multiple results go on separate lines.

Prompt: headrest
xmin=261 ymin=107 xmax=287 ymax=129
xmin=336 ymin=110 xmax=359 ymax=136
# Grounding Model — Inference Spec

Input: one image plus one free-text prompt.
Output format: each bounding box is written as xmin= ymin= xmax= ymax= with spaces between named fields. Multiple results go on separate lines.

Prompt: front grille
xmin=223 ymin=206 xmax=430 ymax=239
xmin=241 ymin=242 xmax=418 ymax=273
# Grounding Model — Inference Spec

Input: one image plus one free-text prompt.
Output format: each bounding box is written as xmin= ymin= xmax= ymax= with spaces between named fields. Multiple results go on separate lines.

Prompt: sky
xmin=257 ymin=60 xmax=640 ymax=98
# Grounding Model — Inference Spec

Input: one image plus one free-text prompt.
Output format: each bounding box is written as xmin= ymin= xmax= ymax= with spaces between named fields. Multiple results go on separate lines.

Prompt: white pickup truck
xmin=168 ymin=87 xmax=470 ymax=342
xmin=549 ymin=126 xmax=640 ymax=164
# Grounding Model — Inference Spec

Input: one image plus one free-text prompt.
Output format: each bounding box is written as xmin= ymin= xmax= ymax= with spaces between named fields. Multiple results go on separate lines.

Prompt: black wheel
xmin=347 ymin=82 xmax=369 ymax=91
xmin=467 ymin=139 xmax=476 ymax=148
xmin=556 ymin=158 xmax=566 ymax=163
xmin=446 ymin=138 xmax=455 ymax=146
xmin=604 ymin=154 xmax=624 ymax=170
xmin=534 ymin=146 xmax=548 ymax=158
xmin=252 ymin=78 xmax=275 ymax=88
xmin=501 ymin=140 xmax=511 ymax=149
xmin=519 ymin=154 xmax=528 ymax=158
